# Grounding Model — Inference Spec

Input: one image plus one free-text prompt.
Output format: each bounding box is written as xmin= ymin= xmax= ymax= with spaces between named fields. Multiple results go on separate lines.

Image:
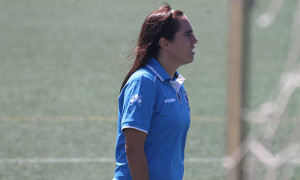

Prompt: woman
xmin=113 ymin=3 xmax=198 ymax=180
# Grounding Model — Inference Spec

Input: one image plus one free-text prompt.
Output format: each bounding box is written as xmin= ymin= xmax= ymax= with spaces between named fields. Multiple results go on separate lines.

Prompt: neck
xmin=156 ymin=54 xmax=179 ymax=79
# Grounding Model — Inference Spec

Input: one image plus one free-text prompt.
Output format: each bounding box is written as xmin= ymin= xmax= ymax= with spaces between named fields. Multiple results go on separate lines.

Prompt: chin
xmin=187 ymin=57 xmax=194 ymax=64
xmin=178 ymin=56 xmax=194 ymax=66
xmin=182 ymin=59 xmax=194 ymax=65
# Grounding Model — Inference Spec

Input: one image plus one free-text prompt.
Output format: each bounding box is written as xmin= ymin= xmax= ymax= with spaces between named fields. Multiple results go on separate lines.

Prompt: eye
xmin=184 ymin=30 xmax=193 ymax=37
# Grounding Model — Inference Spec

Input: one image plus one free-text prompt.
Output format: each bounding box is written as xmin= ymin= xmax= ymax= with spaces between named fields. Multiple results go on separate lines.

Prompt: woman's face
xmin=168 ymin=15 xmax=198 ymax=66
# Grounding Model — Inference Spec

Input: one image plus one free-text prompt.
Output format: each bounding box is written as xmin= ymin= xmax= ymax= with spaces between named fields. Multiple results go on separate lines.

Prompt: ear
xmin=158 ymin=37 xmax=170 ymax=51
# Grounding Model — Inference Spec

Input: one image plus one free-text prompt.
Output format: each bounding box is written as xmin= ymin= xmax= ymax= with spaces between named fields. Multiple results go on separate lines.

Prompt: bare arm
xmin=124 ymin=128 xmax=149 ymax=180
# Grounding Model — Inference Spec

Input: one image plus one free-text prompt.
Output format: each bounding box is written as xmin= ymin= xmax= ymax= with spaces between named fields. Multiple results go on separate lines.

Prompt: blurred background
xmin=0 ymin=0 xmax=299 ymax=179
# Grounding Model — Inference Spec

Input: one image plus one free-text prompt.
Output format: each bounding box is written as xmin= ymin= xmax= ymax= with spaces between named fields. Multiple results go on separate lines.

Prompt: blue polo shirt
xmin=114 ymin=57 xmax=190 ymax=180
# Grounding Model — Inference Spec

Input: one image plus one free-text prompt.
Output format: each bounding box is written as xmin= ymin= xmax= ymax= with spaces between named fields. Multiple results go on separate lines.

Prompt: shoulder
xmin=127 ymin=67 xmax=158 ymax=85
xmin=120 ymin=67 xmax=158 ymax=95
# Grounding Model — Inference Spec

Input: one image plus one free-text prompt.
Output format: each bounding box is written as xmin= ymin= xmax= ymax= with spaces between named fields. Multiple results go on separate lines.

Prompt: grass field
xmin=0 ymin=118 xmax=226 ymax=179
xmin=0 ymin=0 xmax=300 ymax=179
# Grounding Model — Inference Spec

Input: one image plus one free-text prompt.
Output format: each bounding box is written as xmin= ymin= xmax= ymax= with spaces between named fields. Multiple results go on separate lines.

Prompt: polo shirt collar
xmin=170 ymin=75 xmax=185 ymax=93
xmin=146 ymin=57 xmax=185 ymax=92
xmin=146 ymin=57 xmax=172 ymax=81
xmin=147 ymin=57 xmax=185 ymax=81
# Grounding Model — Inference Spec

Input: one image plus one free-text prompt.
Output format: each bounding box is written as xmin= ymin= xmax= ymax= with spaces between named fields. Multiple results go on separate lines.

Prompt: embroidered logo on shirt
xmin=130 ymin=94 xmax=142 ymax=106
xmin=164 ymin=98 xmax=176 ymax=103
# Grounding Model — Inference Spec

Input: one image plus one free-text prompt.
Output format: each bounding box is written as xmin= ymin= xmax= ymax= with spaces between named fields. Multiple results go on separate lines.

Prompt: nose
xmin=192 ymin=35 xmax=198 ymax=45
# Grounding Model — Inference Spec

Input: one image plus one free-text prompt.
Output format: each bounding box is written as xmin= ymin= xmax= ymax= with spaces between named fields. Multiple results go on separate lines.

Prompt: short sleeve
xmin=119 ymin=75 xmax=157 ymax=134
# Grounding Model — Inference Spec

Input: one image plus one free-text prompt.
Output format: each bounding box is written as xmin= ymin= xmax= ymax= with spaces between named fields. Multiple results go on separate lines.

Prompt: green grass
xmin=0 ymin=0 xmax=300 ymax=179
xmin=0 ymin=118 xmax=226 ymax=179
xmin=0 ymin=0 xmax=229 ymax=117
xmin=0 ymin=163 xmax=116 ymax=180
xmin=0 ymin=118 xmax=299 ymax=179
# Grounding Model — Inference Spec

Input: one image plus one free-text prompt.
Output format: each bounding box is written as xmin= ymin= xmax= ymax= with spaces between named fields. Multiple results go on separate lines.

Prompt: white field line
xmin=1 ymin=157 xmax=300 ymax=165
xmin=0 ymin=157 xmax=221 ymax=164
xmin=0 ymin=157 xmax=115 ymax=164
xmin=0 ymin=116 xmax=224 ymax=122
xmin=0 ymin=116 xmax=297 ymax=122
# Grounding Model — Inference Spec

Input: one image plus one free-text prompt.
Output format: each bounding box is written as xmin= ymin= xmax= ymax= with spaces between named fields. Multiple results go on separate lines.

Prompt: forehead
xmin=177 ymin=15 xmax=193 ymax=32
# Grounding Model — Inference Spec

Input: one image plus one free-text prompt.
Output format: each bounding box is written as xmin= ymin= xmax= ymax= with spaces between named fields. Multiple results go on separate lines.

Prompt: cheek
xmin=170 ymin=38 xmax=190 ymax=52
xmin=170 ymin=42 xmax=181 ymax=52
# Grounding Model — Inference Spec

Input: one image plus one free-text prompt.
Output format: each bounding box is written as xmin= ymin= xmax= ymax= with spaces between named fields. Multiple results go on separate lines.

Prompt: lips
xmin=190 ymin=48 xmax=195 ymax=53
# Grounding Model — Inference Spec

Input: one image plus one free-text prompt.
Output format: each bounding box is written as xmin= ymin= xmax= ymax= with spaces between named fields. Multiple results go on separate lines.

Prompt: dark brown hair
xmin=120 ymin=3 xmax=184 ymax=91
